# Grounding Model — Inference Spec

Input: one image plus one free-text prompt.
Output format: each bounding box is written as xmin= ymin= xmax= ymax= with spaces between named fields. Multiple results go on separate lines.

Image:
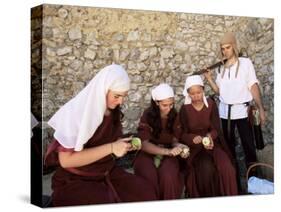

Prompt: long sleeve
xmin=114 ymin=120 xmax=123 ymax=139
xmin=208 ymin=99 xmax=219 ymax=141
xmin=137 ymin=111 xmax=152 ymax=141
xmin=174 ymin=106 xmax=199 ymax=148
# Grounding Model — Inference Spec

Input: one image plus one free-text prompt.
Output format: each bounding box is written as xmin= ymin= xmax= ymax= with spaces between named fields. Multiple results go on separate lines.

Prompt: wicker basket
xmin=246 ymin=162 xmax=274 ymax=181
xmin=247 ymin=162 xmax=274 ymax=194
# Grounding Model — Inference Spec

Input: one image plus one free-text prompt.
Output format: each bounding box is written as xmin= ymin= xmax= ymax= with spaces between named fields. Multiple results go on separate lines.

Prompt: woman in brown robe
xmin=45 ymin=64 xmax=157 ymax=206
xmin=133 ymin=84 xmax=187 ymax=200
xmin=174 ymin=75 xmax=238 ymax=198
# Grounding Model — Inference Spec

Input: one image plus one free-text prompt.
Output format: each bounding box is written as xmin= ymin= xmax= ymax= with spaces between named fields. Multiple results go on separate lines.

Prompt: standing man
xmin=204 ymin=32 xmax=266 ymax=192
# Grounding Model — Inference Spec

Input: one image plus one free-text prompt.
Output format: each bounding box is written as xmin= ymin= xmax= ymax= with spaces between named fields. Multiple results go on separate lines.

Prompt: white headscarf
xmin=48 ymin=64 xmax=130 ymax=151
xmin=151 ymin=83 xmax=174 ymax=101
xmin=183 ymin=75 xmax=208 ymax=107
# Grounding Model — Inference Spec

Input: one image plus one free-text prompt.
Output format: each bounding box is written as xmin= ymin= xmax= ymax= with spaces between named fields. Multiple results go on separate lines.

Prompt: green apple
xmin=154 ymin=154 xmax=163 ymax=168
xmin=131 ymin=137 xmax=142 ymax=150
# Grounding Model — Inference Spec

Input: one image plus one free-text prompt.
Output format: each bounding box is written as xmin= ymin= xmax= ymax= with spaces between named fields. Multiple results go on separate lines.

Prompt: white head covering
xmin=151 ymin=83 xmax=174 ymax=101
xmin=183 ymin=75 xmax=208 ymax=107
xmin=48 ymin=64 xmax=130 ymax=151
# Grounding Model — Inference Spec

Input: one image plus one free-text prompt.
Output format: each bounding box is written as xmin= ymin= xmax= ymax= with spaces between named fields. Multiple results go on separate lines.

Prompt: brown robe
xmin=133 ymin=109 xmax=184 ymax=200
xmin=174 ymin=98 xmax=238 ymax=197
xmin=46 ymin=114 xmax=157 ymax=206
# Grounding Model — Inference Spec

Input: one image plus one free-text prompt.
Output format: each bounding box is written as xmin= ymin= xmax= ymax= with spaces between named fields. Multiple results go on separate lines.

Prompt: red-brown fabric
xmin=46 ymin=114 xmax=157 ymax=206
xmin=133 ymin=109 xmax=184 ymax=200
xmin=174 ymin=98 xmax=238 ymax=197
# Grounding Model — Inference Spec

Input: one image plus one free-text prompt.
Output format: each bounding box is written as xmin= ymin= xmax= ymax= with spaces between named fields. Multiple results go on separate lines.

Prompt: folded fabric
xmin=248 ymin=176 xmax=274 ymax=194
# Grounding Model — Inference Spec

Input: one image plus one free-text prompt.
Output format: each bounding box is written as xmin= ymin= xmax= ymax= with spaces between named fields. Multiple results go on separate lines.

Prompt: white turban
xmin=48 ymin=64 xmax=130 ymax=151
xmin=183 ymin=75 xmax=208 ymax=107
xmin=151 ymin=83 xmax=174 ymax=101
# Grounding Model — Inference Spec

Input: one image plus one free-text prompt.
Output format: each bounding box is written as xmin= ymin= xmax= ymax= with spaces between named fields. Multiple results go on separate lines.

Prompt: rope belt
xmin=104 ymin=170 xmax=121 ymax=202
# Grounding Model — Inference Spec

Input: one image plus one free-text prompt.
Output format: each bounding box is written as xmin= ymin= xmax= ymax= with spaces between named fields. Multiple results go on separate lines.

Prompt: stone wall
xmin=31 ymin=4 xmax=274 ymax=151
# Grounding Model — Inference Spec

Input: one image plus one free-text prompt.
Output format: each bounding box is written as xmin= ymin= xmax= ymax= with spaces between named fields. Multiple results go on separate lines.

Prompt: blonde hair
xmin=219 ymin=32 xmax=240 ymax=78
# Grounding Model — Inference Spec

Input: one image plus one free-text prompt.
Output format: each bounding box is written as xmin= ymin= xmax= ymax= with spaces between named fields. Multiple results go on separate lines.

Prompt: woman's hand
xmin=173 ymin=143 xmax=190 ymax=158
xmin=111 ymin=137 xmax=132 ymax=158
xmin=203 ymin=68 xmax=212 ymax=81
xmin=193 ymin=136 xmax=203 ymax=144
xmin=179 ymin=144 xmax=190 ymax=158
xmin=169 ymin=146 xmax=183 ymax=157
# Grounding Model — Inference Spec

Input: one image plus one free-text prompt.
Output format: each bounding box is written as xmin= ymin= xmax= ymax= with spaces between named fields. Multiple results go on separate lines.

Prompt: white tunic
xmin=215 ymin=57 xmax=259 ymax=119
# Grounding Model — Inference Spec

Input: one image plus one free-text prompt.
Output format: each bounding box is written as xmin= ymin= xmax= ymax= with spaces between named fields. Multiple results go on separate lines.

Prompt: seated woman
xmin=133 ymin=83 xmax=188 ymax=200
xmin=174 ymin=75 xmax=238 ymax=197
xmin=45 ymin=64 xmax=157 ymax=206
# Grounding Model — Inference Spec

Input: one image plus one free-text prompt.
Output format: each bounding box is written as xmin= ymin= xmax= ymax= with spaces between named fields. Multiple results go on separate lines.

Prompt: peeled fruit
xmin=202 ymin=137 xmax=211 ymax=146
xmin=131 ymin=137 xmax=142 ymax=150
xmin=182 ymin=147 xmax=189 ymax=154
xmin=180 ymin=147 xmax=190 ymax=158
